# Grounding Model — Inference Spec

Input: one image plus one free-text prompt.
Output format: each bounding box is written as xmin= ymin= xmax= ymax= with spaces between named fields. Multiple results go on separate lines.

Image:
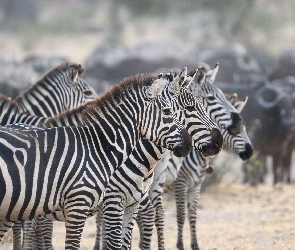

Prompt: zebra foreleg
xmin=93 ymin=209 xmax=104 ymax=250
xmin=37 ymin=218 xmax=54 ymax=250
xmin=12 ymin=221 xmax=22 ymax=250
xmin=103 ymin=197 xmax=124 ymax=250
xmin=121 ymin=205 xmax=141 ymax=250
xmin=187 ymin=185 xmax=202 ymax=250
xmin=136 ymin=196 xmax=155 ymax=250
xmin=0 ymin=221 xmax=14 ymax=241
xmin=23 ymin=219 xmax=38 ymax=249
xmin=174 ymin=181 xmax=188 ymax=250
xmin=64 ymin=202 xmax=90 ymax=250
xmin=153 ymin=195 xmax=165 ymax=250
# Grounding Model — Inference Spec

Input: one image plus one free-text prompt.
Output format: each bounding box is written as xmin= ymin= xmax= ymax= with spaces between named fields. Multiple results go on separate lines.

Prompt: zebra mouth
xmin=197 ymin=142 xmax=221 ymax=157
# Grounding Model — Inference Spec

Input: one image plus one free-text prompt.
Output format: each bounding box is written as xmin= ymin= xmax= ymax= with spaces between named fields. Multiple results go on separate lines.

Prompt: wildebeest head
xmin=255 ymin=85 xmax=295 ymax=127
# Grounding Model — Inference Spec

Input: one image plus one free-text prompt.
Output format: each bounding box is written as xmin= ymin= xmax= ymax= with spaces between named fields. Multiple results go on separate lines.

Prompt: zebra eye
xmin=84 ymin=90 xmax=93 ymax=96
xmin=163 ymin=108 xmax=172 ymax=115
xmin=186 ymin=105 xmax=195 ymax=111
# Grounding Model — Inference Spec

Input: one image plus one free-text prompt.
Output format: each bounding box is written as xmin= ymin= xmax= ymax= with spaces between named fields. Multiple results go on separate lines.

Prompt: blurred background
xmin=1 ymin=1 xmax=295 ymax=249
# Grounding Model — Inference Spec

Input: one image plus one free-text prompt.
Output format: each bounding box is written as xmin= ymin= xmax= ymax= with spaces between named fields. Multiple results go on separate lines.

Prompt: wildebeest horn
xmin=255 ymin=86 xmax=283 ymax=109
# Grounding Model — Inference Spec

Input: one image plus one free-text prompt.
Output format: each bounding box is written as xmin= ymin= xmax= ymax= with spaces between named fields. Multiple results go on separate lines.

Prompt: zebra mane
xmin=40 ymin=105 xmax=85 ymax=128
xmin=12 ymin=62 xmax=84 ymax=104
xmin=81 ymin=73 xmax=157 ymax=124
xmin=0 ymin=93 xmax=20 ymax=114
xmin=41 ymin=73 xmax=158 ymax=126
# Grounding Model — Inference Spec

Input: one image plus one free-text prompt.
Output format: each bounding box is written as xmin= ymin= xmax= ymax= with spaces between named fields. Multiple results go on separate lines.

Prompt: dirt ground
xmin=1 ymin=181 xmax=294 ymax=250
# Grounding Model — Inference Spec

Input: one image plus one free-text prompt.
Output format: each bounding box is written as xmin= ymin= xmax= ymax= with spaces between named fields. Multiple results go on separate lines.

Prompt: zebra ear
xmin=178 ymin=67 xmax=188 ymax=87
xmin=229 ymin=93 xmax=238 ymax=105
xmin=164 ymin=68 xmax=188 ymax=96
xmin=205 ymin=62 xmax=219 ymax=84
xmin=183 ymin=69 xmax=197 ymax=89
xmin=194 ymin=67 xmax=206 ymax=87
xmin=68 ymin=64 xmax=82 ymax=85
xmin=234 ymin=96 xmax=248 ymax=113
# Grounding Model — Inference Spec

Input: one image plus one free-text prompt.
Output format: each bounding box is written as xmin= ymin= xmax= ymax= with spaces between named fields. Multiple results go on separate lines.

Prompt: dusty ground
xmin=1 ymin=181 xmax=295 ymax=250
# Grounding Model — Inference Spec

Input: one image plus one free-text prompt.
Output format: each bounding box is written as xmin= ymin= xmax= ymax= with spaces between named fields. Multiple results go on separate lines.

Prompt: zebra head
xmin=161 ymin=69 xmax=223 ymax=157
xmin=222 ymin=94 xmax=253 ymax=160
xmin=190 ymin=63 xmax=244 ymax=136
xmin=64 ymin=63 xmax=98 ymax=108
xmin=141 ymin=75 xmax=192 ymax=157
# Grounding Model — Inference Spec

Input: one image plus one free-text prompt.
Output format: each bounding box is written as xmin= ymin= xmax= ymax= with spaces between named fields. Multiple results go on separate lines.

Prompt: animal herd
xmin=0 ymin=59 xmax=291 ymax=250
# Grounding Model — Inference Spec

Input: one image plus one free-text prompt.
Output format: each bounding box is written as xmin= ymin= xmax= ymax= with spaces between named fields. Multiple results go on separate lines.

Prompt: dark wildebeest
xmin=217 ymin=80 xmax=295 ymax=185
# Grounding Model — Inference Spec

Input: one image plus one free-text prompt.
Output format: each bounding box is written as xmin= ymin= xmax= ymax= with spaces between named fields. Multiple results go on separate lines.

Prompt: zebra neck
xmin=13 ymin=81 xmax=63 ymax=117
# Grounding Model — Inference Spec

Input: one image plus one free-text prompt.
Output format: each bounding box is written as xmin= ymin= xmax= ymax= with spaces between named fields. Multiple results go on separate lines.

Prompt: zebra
xmin=93 ymin=64 xmax=244 ymax=250
xmin=136 ymin=94 xmax=253 ymax=250
xmin=9 ymin=61 xmax=97 ymax=118
xmin=0 ymin=72 xmax=191 ymax=250
xmin=0 ymin=62 xmax=97 ymax=126
xmin=99 ymin=68 xmax=223 ymax=250
xmin=30 ymin=68 xmax=222 ymax=250
xmin=139 ymin=63 xmax=245 ymax=250
xmin=0 ymin=62 xmax=98 ymax=249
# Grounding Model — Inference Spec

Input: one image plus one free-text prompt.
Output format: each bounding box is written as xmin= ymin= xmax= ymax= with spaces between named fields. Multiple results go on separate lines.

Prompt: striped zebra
xmin=99 ymin=68 xmax=223 ymax=250
xmin=170 ymin=94 xmax=252 ymax=250
xmin=0 ymin=72 xmax=191 ymax=250
xmin=93 ymin=64 xmax=244 ymax=249
xmin=142 ymin=64 xmax=245 ymax=250
xmin=136 ymin=93 xmax=253 ymax=250
xmin=10 ymin=62 xmax=97 ymax=117
xmin=0 ymin=62 xmax=97 ymax=125
xmin=0 ymin=62 xmax=98 ymax=249
xmin=34 ymin=68 xmax=221 ymax=250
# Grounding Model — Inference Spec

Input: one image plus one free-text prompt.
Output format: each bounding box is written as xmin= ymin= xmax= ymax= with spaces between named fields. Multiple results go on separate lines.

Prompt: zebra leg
xmin=174 ymin=181 xmax=188 ymax=250
xmin=64 ymin=202 xmax=90 ymax=249
xmin=136 ymin=196 xmax=155 ymax=250
xmin=187 ymin=185 xmax=202 ymax=250
xmin=12 ymin=222 xmax=22 ymax=250
xmin=103 ymin=197 xmax=124 ymax=250
xmin=121 ymin=206 xmax=140 ymax=250
xmin=34 ymin=220 xmax=45 ymax=250
xmin=93 ymin=210 xmax=103 ymax=250
xmin=23 ymin=219 xmax=38 ymax=249
xmin=153 ymin=194 xmax=165 ymax=250
xmin=0 ymin=221 xmax=14 ymax=241
xmin=38 ymin=218 xmax=54 ymax=250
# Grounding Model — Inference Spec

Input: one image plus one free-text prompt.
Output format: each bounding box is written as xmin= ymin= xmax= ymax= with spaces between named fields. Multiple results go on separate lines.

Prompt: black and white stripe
xmin=0 ymin=73 xmax=190 ymax=250
xmin=140 ymin=64 xmax=245 ymax=250
xmin=138 ymin=94 xmax=253 ymax=250
xmin=0 ymin=62 xmax=98 ymax=250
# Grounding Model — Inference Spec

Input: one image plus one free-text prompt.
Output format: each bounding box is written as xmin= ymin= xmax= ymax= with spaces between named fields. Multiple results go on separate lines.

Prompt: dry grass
xmin=2 ymin=182 xmax=295 ymax=250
